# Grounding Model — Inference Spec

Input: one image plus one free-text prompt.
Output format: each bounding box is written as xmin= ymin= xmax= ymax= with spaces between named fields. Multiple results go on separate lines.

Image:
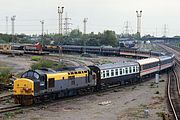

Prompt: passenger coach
xmin=89 ymin=62 xmax=140 ymax=89
xmin=159 ymin=54 xmax=175 ymax=70
xmin=137 ymin=58 xmax=160 ymax=77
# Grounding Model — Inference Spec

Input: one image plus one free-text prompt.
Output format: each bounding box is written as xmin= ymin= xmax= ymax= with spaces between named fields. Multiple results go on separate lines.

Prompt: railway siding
xmin=167 ymin=70 xmax=180 ymax=120
xmin=158 ymin=44 xmax=180 ymax=119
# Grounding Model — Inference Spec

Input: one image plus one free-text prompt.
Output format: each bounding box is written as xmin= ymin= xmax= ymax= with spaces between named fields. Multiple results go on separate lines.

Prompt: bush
xmin=31 ymin=60 xmax=54 ymax=70
xmin=53 ymin=62 xmax=66 ymax=71
xmin=31 ymin=60 xmax=65 ymax=70
xmin=31 ymin=56 xmax=42 ymax=61
xmin=0 ymin=67 xmax=11 ymax=84
xmin=156 ymin=112 xmax=168 ymax=119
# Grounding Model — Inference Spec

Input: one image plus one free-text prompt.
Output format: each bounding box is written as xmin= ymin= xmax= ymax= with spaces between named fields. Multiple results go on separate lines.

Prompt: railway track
xmin=0 ymin=104 xmax=22 ymax=114
xmin=167 ymin=70 xmax=180 ymax=120
xmin=46 ymin=54 xmax=94 ymax=66
xmin=0 ymin=94 xmax=13 ymax=102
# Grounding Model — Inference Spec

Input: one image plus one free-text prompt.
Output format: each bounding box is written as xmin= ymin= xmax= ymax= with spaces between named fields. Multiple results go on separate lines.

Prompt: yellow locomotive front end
xmin=14 ymin=78 xmax=34 ymax=105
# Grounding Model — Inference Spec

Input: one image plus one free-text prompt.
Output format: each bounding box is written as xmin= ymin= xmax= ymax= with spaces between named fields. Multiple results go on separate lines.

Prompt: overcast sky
xmin=0 ymin=0 xmax=180 ymax=36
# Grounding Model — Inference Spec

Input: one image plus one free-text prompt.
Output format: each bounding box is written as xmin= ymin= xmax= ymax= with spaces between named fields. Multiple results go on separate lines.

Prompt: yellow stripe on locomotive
xmin=46 ymin=70 xmax=88 ymax=81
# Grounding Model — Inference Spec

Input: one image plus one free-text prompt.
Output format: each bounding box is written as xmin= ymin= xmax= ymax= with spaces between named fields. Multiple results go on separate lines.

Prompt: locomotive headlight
xmin=23 ymin=87 xmax=32 ymax=92
xmin=25 ymin=88 xmax=29 ymax=91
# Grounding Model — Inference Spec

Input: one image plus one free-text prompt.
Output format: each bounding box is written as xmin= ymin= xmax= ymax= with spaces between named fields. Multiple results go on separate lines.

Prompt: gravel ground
xmin=9 ymin=74 xmax=168 ymax=120
xmin=0 ymin=55 xmax=34 ymax=74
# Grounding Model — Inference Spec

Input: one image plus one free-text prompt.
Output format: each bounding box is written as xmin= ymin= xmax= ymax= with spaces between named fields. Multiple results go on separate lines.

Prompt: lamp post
xmin=83 ymin=18 xmax=88 ymax=53
xmin=58 ymin=6 xmax=64 ymax=62
xmin=136 ymin=10 xmax=142 ymax=37
xmin=40 ymin=20 xmax=44 ymax=46
xmin=11 ymin=16 xmax=16 ymax=43
xmin=58 ymin=6 xmax=64 ymax=36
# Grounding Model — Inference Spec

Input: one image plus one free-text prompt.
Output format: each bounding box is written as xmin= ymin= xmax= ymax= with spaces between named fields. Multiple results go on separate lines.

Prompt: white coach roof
xmin=137 ymin=57 xmax=159 ymax=65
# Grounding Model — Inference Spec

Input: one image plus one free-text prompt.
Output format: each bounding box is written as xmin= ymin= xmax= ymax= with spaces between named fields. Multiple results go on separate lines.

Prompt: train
xmin=43 ymin=45 xmax=164 ymax=57
xmin=13 ymin=51 xmax=175 ymax=105
xmin=12 ymin=44 xmax=165 ymax=58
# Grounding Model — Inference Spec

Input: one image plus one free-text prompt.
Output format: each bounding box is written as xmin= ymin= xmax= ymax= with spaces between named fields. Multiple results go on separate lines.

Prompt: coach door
xmin=68 ymin=75 xmax=76 ymax=88
xmin=40 ymin=74 xmax=48 ymax=90
xmin=44 ymin=75 xmax=47 ymax=89
xmin=48 ymin=78 xmax=55 ymax=89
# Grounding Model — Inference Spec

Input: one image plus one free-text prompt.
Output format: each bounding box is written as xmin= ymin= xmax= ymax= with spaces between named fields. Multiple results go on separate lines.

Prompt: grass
xmin=100 ymin=59 xmax=113 ymax=64
xmin=31 ymin=56 xmax=42 ymax=61
xmin=0 ymin=62 xmax=12 ymax=85
xmin=14 ymin=110 xmax=24 ymax=114
xmin=4 ymin=112 xmax=14 ymax=119
xmin=139 ymin=104 xmax=148 ymax=109
xmin=156 ymin=112 xmax=168 ymax=119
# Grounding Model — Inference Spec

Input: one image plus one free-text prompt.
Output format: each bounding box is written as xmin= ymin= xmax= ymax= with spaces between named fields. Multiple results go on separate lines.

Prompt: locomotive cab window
xmin=21 ymin=71 xmax=40 ymax=80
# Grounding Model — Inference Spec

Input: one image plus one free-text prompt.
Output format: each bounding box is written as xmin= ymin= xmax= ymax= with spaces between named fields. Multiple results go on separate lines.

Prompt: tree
xmin=133 ymin=32 xmax=141 ymax=40
xmin=86 ymin=38 xmax=100 ymax=46
xmin=100 ymin=30 xmax=118 ymax=47
xmin=69 ymin=29 xmax=82 ymax=38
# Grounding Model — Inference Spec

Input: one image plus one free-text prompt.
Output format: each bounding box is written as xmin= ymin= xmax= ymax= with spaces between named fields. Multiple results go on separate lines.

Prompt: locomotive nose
xmin=14 ymin=78 xmax=34 ymax=96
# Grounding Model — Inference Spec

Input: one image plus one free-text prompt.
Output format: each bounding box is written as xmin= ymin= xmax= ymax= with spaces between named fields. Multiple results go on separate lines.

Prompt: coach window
xmin=103 ymin=71 xmax=105 ymax=78
xmin=129 ymin=67 xmax=132 ymax=73
xmin=111 ymin=69 xmax=114 ymax=77
xmin=122 ymin=68 xmax=125 ymax=74
xmin=125 ymin=68 xmax=128 ymax=74
xmin=101 ymin=71 xmax=103 ymax=78
xmin=133 ymin=66 xmax=136 ymax=72
xmin=115 ymin=69 xmax=118 ymax=76
xmin=136 ymin=66 xmax=139 ymax=72
xmin=106 ymin=70 xmax=109 ymax=77
xmin=119 ymin=68 xmax=122 ymax=75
